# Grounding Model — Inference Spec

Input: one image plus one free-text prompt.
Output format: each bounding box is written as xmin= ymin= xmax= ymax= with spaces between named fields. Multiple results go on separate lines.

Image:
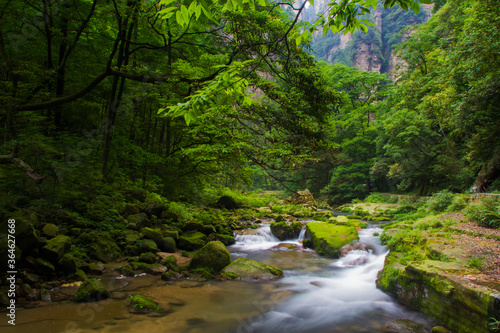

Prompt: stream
xmin=3 ymin=221 xmax=436 ymax=333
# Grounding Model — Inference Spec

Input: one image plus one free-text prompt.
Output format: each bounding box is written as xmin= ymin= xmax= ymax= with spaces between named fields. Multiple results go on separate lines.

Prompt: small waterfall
xmin=232 ymin=225 xmax=282 ymax=251
xmin=297 ymin=228 xmax=306 ymax=242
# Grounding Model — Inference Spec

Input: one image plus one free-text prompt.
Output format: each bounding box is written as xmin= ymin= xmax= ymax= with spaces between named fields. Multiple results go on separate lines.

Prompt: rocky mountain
xmin=301 ymin=0 xmax=434 ymax=76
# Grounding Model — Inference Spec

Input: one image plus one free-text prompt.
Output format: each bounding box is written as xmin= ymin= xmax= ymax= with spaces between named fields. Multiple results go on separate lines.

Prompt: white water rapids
xmin=229 ymin=222 xmax=435 ymax=333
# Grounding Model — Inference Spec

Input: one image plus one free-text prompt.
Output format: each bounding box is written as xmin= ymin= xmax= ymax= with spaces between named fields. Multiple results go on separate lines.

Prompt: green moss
xmin=178 ymin=231 xmax=208 ymax=250
xmin=191 ymin=267 xmax=215 ymax=279
xmin=189 ymin=241 xmax=231 ymax=273
xmin=221 ymin=257 xmax=283 ymax=280
xmin=129 ymin=295 xmax=160 ymax=314
xmin=73 ymin=278 xmax=111 ymax=302
xmin=161 ymin=255 xmax=177 ymax=267
xmin=42 ymin=235 xmax=72 ymax=262
xmin=306 ymin=222 xmax=358 ymax=258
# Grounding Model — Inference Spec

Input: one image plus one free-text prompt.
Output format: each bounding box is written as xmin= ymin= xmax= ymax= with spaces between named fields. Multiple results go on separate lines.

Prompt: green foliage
xmin=426 ymin=190 xmax=454 ymax=213
xmin=464 ymin=198 xmax=500 ymax=229
xmin=468 ymin=258 xmax=484 ymax=271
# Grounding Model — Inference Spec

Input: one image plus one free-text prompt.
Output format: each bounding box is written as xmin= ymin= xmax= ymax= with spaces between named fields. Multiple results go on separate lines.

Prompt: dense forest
xmin=0 ymin=0 xmax=499 ymax=332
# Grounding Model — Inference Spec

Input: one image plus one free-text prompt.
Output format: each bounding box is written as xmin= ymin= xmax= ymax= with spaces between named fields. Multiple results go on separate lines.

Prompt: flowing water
xmin=2 ymin=221 xmax=436 ymax=333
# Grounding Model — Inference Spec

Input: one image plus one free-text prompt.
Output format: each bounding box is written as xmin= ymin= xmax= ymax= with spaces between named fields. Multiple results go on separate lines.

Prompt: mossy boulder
xmin=216 ymin=196 xmax=240 ymax=210
xmin=73 ymin=278 xmax=111 ymax=302
xmin=123 ymin=230 xmax=141 ymax=243
xmin=158 ymin=237 xmax=176 ymax=253
xmin=284 ymin=189 xmax=317 ymax=208
xmin=141 ymin=228 xmax=163 ymax=243
xmin=270 ymin=221 xmax=304 ymax=241
xmin=138 ymin=252 xmax=156 ymax=264
xmin=139 ymin=239 xmax=159 ymax=253
xmin=0 ymin=291 xmax=9 ymax=306
xmin=118 ymin=264 xmax=135 ymax=277
xmin=146 ymin=202 xmax=167 ymax=218
xmin=129 ymin=295 xmax=161 ymax=314
xmin=130 ymin=262 xmax=167 ymax=275
xmin=14 ymin=218 xmax=39 ymax=252
xmin=127 ymin=213 xmax=149 ymax=230
xmin=189 ymin=241 xmax=231 ymax=273
xmin=42 ymin=224 xmax=59 ymax=238
xmin=68 ymin=269 xmax=87 ymax=281
xmin=162 ymin=228 xmax=179 ymax=240
xmin=183 ymin=222 xmax=216 ymax=236
xmin=305 ymin=222 xmax=358 ymax=258
xmin=42 ymin=235 xmax=71 ymax=262
xmin=123 ymin=203 xmax=141 ymax=216
xmin=214 ymin=234 xmax=236 ymax=246
xmin=221 ymin=257 xmax=283 ymax=280
xmin=378 ymin=258 xmax=499 ymax=333
xmin=178 ymin=231 xmax=208 ymax=251
xmin=58 ymin=253 xmax=78 ymax=273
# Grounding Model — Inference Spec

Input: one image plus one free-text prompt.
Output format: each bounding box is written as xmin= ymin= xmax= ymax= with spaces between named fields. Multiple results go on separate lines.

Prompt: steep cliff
xmin=304 ymin=0 xmax=434 ymax=75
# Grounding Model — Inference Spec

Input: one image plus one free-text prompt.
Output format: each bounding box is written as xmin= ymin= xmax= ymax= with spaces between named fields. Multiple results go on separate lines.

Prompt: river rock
xmin=139 ymin=239 xmax=159 ymax=253
xmin=214 ymin=233 xmax=236 ymax=246
xmin=306 ymin=222 xmax=358 ymax=258
xmin=189 ymin=241 xmax=231 ymax=273
xmin=222 ymin=257 xmax=283 ymax=280
xmin=58 ymin=253 xmax=78 ymax=273
xmin=384 ymin=319 xmax=430 ymax=333
xmin=270 ymin=221 xmax=303 ymax=240
xmin=73 ymin=278 xmax=111 ymax=302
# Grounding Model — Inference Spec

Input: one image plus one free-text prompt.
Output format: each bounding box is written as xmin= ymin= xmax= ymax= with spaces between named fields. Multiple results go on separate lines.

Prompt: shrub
xmin=427 ymin=190 xmax=454 ymax=213
xmin=465 ymin=197 xmax=500 ymax=229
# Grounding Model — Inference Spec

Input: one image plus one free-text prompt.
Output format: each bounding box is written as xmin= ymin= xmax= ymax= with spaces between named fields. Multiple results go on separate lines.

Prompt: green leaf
xmin=308 ymin=0 xmax=314 ymax=6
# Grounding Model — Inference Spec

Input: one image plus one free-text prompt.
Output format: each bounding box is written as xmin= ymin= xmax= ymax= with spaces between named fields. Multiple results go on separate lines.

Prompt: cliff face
xmin=303 ymin=0 xmax=433 ymax=75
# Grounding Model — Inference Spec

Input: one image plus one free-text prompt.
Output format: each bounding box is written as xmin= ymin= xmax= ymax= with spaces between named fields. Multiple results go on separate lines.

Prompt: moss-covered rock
xmin=123 ymin=189 xmax=148 ymax=203
xmin=216 ymin=196 xmax=240 ymax=210
xmin=67 ymin=269 xmax=87 ymax=281
xmin=42 ymin=224 xmax=59 ymax=238
xmin=178 ymin=231 xmax=208 ymax=251
xmin=270 ymin=221 xmax=304 ymax=240
xmin=214 ymin=234 xmax=236 ymax=246
xmin=127 ymin=213 xmax=149 ymax=230
xmin=58 ymin=253 xmax=78 ymax=273
xmin=221 ymin=257 xmax=283 ymax=280
xmin=130 ymin=262 xmax=167 ymax=275
xmin=141 ymin=227 xmax=164 ymax=243
xmin=183 ymin=222 xmax=216 ymax=236
xmin=129 ymin=294 xmax=161 ymax=314
xmin=0 ymin=291 xmax=9 ymax=306
xmin=81 ymin=262 xmax=104 ymax=275
xmin=305 ymin=222 xmax=358 ymax=258
xmin=14 ymin=218 xmax=39 ymax=252
xmin=73 ymin=278 xmax=111 ymax=302
xmin=118 ymin=264 xmax=135 ymax=277
xmin=378 ymin=258 xmax=499 ymax=333
xmin=162 ymin=228 xmax=179 ymax=240
xmin=146 ymin=202 xmax=167 ymax=218
xmin=139 ymin=239 xmax=159 ymax=253
xmin=189 ymin=241 xmax=231 ymax=273
xmin=42 ymin=235 xmax=71 ymax=262
xmin=138 ymin=252 xmax=156 ymax=264
xmin=161 ymin=255 xmax=177 ymax=267
xmin=123 ymin=203 xmax=141 ymax=216
xmin=157 ymin=237 xmax=176 ymax=253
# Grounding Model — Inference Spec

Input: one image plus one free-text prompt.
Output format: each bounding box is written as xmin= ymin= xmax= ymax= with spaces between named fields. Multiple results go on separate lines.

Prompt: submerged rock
xmin=189 ymin=241 xmax=231 ymax=273
xmin=221 ymin=257 xmax=283 ymax=280
xmin=384 ymin=319 xmax=430 ymax=333
xmin=306 ymin=222 xmax=358 ymax=258
xmin=129 ymin=295 xmax=162 ymax=314
xmin=73 ymin=278 xmax=111 ymax=302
